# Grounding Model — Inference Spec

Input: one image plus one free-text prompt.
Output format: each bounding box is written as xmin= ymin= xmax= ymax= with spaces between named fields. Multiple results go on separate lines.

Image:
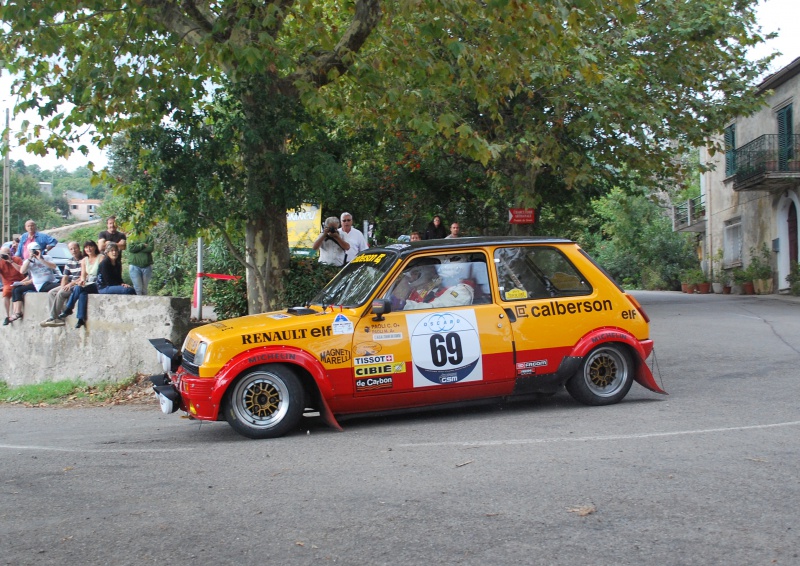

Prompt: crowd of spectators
xmin=0 ymin=217 xmax=152 ymax=329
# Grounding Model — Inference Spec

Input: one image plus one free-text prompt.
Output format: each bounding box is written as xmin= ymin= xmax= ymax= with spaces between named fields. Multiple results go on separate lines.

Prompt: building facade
xmin=675 ymin=57 xmax=800 ymax=293
xmin=68 ymin=198 xmax=102 ymax=221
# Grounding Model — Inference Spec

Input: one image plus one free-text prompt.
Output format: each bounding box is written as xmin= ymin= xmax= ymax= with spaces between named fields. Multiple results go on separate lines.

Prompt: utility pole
xmin=2 ymin=107 xmax=9 ymax=243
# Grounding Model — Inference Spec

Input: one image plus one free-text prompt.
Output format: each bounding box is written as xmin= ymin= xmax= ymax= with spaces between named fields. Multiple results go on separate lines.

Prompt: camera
xmin=0 ymin=254 xmax=8 ymax=260
xmin=32 ymin=249 xmax=40 ymax=256
xmin=327 ymin=226 xmax=338 ymax=235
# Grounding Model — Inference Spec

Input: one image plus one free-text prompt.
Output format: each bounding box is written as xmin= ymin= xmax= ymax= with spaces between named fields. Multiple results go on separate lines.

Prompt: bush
xmin=279 ymin=257 xmax=341 ymax=308
xmin=787 ymin=262 xmax=800 ymax=296
xmin=748 ymin=244 xmax=773 ymax=280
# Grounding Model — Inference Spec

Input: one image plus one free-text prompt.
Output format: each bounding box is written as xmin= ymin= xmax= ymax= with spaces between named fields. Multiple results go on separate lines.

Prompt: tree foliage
xmin=1 ymin=0 xmax=774 ymax=312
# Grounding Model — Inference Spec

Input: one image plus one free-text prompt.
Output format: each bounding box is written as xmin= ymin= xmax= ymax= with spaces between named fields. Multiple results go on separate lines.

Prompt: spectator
xmin=15 ymin=220 xmax=58 ymax=259
xmin=2 ymin=236 xmax=20 ymax=255
xmin=40 ymin=241 xmax=84 ymax=327
xmin=339 ymin=212 xmax=368 ymax=263
xmin=445 ymin=222 xmax=460 ymax=238
xmin=312 ymin=216 xmax=350 ymax=266
xmin=98 ymin=215 xmax=127 ymax=254
xmin=57 ymin=240 xmax=104 ymax=328
xmin=8 ymin=243 xmax=60 ymax=323
xmin=0 ymin=245 xmax=26 ymax=325
xmin=127 ymin=233 xmax=155 ymax=295
xmin=410 ymin=231 xmax=421 ymax=242
xmin=423 ymin=215 xmax=447 ymax=240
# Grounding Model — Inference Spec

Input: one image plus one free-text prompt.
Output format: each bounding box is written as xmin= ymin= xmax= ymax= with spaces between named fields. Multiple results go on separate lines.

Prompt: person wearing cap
xmin=0 ymin=244 xmax=26 ymax=325
xmin=7 ymin=242 xmax=60 ymax=323
xmin=15 ymin=219 xmax=58 ymax=259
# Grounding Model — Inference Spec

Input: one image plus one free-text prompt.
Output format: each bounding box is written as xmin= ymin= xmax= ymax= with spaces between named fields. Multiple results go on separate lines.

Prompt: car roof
xmin=373 ymin=236 xmax=575 ymax=259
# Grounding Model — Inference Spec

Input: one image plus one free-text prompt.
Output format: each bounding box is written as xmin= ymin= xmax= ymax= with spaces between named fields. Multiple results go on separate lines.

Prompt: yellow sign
xmin=287 ymin=203 xmax=322 ymax=256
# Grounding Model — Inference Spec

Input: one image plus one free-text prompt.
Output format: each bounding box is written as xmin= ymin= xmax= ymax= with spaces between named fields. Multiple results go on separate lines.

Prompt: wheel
xmin=222 ymin=365 xmax=305 ymax=439
xmin=565 ymin=344 xmax=633 ymax=406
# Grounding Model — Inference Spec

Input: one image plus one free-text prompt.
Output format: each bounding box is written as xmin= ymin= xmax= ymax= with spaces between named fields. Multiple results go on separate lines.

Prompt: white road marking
xmin=397 ymin=420 xmax=800 ymax=448
xmin=0 ymin=444 xmax=192 ymax=453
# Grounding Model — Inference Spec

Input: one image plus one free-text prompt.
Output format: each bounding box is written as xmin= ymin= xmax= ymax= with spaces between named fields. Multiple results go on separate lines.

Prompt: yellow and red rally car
xmin=149 ymin=237 xmax=665 ymax=439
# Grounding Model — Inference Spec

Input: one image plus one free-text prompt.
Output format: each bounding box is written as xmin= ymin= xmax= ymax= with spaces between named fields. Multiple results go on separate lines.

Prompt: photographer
xmin=0 ymin=245 xmax=26 ymax=325
xmin=7 ymin=242 xmax=60 ymax=324
xmin=312 ymin=216 xmax=350 ymax=267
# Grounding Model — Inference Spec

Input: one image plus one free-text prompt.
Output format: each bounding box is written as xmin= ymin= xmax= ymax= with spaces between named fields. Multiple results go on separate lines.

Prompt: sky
xmin=1 ymin=0 xmax=799 ymax=172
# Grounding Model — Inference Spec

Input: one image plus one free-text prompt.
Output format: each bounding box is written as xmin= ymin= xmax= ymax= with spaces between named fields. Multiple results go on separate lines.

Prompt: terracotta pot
xmin=681 ymin=283 xmax=689 ymax=293
xmin=686 ymin=283 xmax=697 ymax=294
xmin=722 ymin=285 xmax=732 ymax=294
xmin=742 ymin=281 xmax=755 ymax=295
xmin=696 ymin=282 xmax=711 ymax=294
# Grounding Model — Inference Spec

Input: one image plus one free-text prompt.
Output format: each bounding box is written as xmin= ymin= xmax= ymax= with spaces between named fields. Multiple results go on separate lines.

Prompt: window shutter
xmin=724 ymin=125 xmax=736 ymax=176
xmin=777 ymin=105 xmax=793 ymax=168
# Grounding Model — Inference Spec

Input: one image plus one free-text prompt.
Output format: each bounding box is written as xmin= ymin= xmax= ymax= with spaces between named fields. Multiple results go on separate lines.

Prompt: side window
xmin=385 ymin=253 xmax=490 ymax=310
xmin=494 ymin=247 xmax=592 ymax=301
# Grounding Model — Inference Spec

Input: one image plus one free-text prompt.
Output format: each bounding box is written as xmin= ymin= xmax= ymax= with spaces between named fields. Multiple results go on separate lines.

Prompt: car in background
xmin=149 ymin=236 xmax=666 ymax=439
xmin=43 ymin=242 xmax=73 ymax=276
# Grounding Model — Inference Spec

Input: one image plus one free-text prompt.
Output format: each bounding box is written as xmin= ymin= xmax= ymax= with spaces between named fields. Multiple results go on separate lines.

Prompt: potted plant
xmin=748 ymin=244 xmax=773 ymax=294
xmin=731 ymin=266 xmax=750 ymax=294
xmin=787 ymin=261 xmax=800 ymax=296
xmin=711 ymin=249 xmax=725 ymax=294
xmin=684 ymin=268 xmax=706 ymax=294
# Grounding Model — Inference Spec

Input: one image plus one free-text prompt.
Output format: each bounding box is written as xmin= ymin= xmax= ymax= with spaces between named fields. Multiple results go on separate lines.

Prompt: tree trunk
xmin=244 ymin=206 xmax=290 ymax=314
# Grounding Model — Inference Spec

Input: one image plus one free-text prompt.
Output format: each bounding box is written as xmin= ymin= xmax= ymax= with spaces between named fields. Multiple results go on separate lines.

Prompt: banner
xmin=287 ymin=203 xmax=322 ymax=257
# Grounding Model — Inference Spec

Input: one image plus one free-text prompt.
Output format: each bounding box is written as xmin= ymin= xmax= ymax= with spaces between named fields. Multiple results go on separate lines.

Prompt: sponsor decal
xmin=355 ymin=376 xmax=394 ymax=392
xmin=516 ymin=360 xmax=548 ymax=369
xmin=241 ymin=326 xmax=332 ymax=344
xmin=354 ymin=341 xmax=382 ymax=356
xmin=354 ymin=354 xmax=395 ymax=365
xmin=531 ymin=299 xmax=613 ymax=318
xmin=514 ymin=305 xmax=528 ymax=318
xmin=517 ymin=369 xmax=534 ymax=376
xmin=320 ymin=348 xmax=351 ymax=365
xmin=332 ymin=313 xmax=354 ymax=335
xmin=350 ymin=253 xmax=387 ymax=264
xmin=505 ymin=288 xmax=527 ymax=300
xmin=247 ymin=352 xmax=298 ymax=364
xmin=406 ymin=310 xmax=483 ymax=387
xmin=591 ymin=331 xmax=628 ymax=343
xmin=373 ymin=332 xmax=403 ymax=341
xmin=210 ymin=322 xmax=235 ymax=331
xmin=354 ymin=362 xmax=406 ymax=377
xmin=268 ymin=313 xmax=291 ymax=320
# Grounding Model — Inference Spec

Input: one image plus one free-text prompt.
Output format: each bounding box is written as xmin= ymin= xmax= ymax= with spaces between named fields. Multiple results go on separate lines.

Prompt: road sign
xmin=508 ymin=208 xmax=536 ymax=224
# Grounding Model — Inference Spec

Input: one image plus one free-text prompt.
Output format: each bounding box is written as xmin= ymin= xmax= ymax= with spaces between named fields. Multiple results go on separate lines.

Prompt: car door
xmin=493 ymin=245 xmax=599 ymax=380
xmin=351 ymin=252 xmax=516 ymax=408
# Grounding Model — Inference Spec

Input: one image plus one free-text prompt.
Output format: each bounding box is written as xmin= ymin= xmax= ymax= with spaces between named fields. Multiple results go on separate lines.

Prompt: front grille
xmin=182 ymin=349 xmax=195 ymax=364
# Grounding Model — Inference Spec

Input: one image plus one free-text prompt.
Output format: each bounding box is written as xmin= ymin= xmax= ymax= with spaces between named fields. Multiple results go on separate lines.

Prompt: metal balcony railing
xmin=733 ymin=134 xmax=800 ymax=184
xmin=673 ymin=194 xmax=705 ymax=231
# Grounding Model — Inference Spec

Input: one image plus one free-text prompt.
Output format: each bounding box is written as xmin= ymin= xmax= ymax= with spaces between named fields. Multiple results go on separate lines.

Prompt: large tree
xmin=1 ymin=0 xmax=773 ymax=312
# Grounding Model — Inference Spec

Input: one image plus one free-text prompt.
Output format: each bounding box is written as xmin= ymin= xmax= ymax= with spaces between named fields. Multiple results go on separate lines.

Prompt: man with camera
xmin=15 ymin=219 xmax=58 ymax=259
xmin=0 ymin=245 xmax=26 ymax=325
xmin=312 ymin=216 xmax=350 ymax=266
xmin=7 ymin=242 xmax=60 ymax=324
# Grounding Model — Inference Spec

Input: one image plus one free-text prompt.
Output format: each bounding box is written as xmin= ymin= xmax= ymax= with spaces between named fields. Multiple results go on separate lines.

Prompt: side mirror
xmin=371 ymin=298 xmax=392 ymax=321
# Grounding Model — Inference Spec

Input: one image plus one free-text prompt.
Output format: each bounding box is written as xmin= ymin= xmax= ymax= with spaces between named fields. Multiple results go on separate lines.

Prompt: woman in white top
xmin=58 ymin=240 xmax=104 ymax=328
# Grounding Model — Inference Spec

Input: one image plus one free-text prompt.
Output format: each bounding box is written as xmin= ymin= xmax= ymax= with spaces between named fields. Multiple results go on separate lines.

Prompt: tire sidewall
xmin=566 ymin=344 xmax=634 ymax=406
xmin=222 ymin=364 xmax=305 ymax=439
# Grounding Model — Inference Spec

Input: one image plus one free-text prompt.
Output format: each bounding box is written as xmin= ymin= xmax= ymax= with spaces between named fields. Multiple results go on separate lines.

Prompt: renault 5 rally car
xmin=149 ymin=237 xmax=665 ymax=439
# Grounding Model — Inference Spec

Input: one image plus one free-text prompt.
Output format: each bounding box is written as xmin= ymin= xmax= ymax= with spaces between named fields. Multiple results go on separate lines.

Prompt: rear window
xmin=494 ymin=246 xmax=592 ymax=301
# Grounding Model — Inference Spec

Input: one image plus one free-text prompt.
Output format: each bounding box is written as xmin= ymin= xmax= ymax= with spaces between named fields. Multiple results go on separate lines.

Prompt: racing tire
xmin=565 ymin=344 xmax=633 ymax=406
xmin=222 ymin=365 xmax=305 ymax=439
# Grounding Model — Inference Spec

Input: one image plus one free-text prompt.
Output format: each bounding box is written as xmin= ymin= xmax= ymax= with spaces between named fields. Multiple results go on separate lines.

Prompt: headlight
xmin=194 ymin=342 xmax=209 ymax=366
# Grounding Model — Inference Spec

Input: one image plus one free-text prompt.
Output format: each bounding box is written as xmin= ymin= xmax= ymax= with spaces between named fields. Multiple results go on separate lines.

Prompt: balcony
xmin=672 ymin=195 xmax=706 ymax=233
xmin=732 ymin=134 xmax=800 ymax=191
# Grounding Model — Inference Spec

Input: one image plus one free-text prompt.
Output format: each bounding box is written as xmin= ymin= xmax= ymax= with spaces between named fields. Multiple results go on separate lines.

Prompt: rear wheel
xmin=222 ymin=365 xmax=304 ymax=439
xmin=566 ymin=344 xmax=633 ymax=406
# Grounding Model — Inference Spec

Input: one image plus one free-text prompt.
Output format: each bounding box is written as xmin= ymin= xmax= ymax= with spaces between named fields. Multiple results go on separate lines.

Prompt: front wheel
xmin=222 ymin=365 xmax=305 ymax=439
xmin=566 ymin=345 xmax=633 ymax=406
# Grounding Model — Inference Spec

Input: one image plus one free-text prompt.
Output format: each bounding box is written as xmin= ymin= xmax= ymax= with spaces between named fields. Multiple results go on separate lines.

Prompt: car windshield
xmin=309 ymin=251 xmax=398 ymax=308
xmin=45 ymin=244 xmax=72 ymax=260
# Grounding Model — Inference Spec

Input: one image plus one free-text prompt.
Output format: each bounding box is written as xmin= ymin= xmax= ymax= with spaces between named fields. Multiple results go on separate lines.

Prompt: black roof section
xmin=368 ymin=236 xmax=575 ymax=259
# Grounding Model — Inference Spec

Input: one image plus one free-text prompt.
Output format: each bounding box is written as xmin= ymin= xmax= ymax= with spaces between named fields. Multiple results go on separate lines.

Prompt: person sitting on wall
xmin=0 ymin=245 xmax=26 ymax=325
xmin=40 ymin=241 xmax=84 ymax=327
xmin=8 ymin=242 xmax=60 ymax=323
xmin=58 ymin=240 xmax=104 ymax=328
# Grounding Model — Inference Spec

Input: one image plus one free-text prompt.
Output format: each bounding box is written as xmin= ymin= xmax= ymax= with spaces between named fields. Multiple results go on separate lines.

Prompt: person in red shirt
xmin=0 ymin=245 xmax=26 ymax=325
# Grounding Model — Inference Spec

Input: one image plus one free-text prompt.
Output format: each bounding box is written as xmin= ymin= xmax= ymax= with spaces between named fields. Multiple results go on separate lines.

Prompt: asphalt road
xmin=2 ymin=291 xmax=799 ymax=565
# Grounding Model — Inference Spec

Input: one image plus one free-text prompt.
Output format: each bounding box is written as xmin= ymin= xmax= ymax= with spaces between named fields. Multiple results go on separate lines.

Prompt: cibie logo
xmin=406 ymin=310 xmax=483 ymax=387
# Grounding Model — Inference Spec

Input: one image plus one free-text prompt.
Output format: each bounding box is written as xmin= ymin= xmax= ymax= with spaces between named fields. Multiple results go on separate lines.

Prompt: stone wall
xmin=0 ymin=293 xmax=191 ymax=386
